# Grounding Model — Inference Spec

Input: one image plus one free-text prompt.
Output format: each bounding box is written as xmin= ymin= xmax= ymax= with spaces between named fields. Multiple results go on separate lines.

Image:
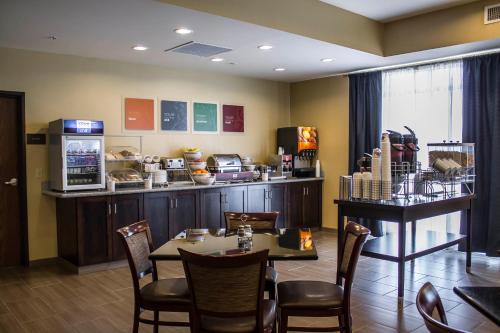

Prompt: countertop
xmin=42 ymin=177 xmax=324 ymax=198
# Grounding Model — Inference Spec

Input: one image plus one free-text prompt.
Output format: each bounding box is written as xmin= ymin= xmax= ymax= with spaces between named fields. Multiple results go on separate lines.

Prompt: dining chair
xmin=277 ymin=222 xmax=370 ymax=333
xmin=116 ymin=220 xmax=190 ymax=333
xmin=224 ymin=211 xmax=280 ymax=299
xmin=416 ymin=282 xmax=471 ymax=333
xmin=179 ymin=248 xmax=276 ymax=333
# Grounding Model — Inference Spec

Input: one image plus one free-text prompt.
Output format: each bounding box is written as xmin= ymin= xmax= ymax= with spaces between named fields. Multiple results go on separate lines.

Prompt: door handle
xmin=108 ymin=204 xmax=111 ymax=216
xmin=306 ymin=187 xmax=309 ymax=195
xmin=268 ymin=190 xmax=273 ymax=199
xmin=114 ymin=203 xmax=117 ymax=215
xmin=303 ymin=187 xmax=306 ymax=196
xmin=4 ymin=178 xmax=17 ymax=186
xmin=175 ymin=198 xmax=178 ymax=208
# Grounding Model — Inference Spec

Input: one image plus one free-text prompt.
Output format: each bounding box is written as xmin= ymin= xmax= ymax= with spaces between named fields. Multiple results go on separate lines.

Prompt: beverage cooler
xmin=49 ymin=119 xmax=105 ymax=191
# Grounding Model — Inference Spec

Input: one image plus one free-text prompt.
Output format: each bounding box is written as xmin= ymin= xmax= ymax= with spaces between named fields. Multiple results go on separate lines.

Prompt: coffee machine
xmin=277 ymin=127 xmax=318 ymax=178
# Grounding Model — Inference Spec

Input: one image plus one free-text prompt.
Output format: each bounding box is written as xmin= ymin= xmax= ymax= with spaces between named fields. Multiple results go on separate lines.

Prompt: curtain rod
xmin=327 ymin=47 xmax=500 ymax=78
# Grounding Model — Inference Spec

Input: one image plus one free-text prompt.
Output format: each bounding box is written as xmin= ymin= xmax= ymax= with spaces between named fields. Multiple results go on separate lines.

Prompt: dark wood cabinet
xmin=288 ymin=181 xmax=322 ymax=228
xmin=247 ymin=184 xmax=269 ymax=213
xmin=302 ymin=181 xmax=321 ymax=227
xmin=144 ymin=192 xmax=172 ymax=249
xmin=169 ymin=190 xmax=198 ymax=238
xmin=77 ymin=196 xmax=112 ymax=265
xmin=111 ymin=194 xmax=144 ymax=260
xmin=268 ymin=183 xmax=287 ymax=228
xmin=199 ymin=188 xmax=224 ymax=229
xmin=54 ymin=180 xmax=322 ymax=269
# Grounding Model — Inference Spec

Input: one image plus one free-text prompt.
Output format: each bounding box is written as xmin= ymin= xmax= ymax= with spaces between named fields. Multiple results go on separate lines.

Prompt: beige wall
xmin=0 ymin=47 xmax=290 ymax=261
xmin=385 ymin=0 xmax=500 ymax=56
xmin=290 ymin=76 xmax=349 ymax=230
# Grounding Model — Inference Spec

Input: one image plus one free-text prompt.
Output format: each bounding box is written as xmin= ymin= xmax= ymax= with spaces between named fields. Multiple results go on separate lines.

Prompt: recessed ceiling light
xmin=321 ymin=58 xmax=334 ymax=63
xmin=174 ymin=28 xmax=193 ymax=35
xmin=258 ymin=45 xmax=273 ymax=50
xmin=132 ymin=45 xmax=148 ymax=51
xmin=274 ymin=67 xmax=286 ymax=72
xmin=211 ymin=58 xmax=224 ymax=62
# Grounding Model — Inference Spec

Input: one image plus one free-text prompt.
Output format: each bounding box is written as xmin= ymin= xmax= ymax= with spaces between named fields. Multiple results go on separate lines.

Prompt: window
xmin=382 ymin=61 xmax=463 ymax=234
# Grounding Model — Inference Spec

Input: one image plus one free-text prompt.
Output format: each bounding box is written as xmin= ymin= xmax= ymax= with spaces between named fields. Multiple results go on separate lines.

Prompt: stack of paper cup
xmin=371 ymin=148 xmax=382 ymax=200
xmin=362 ymin=172 xmax=372 ymax=200
xmin=381 ymin=133 xmax=392 ymax=200
xmin=352 ymin=172 xmax=362 ymax=199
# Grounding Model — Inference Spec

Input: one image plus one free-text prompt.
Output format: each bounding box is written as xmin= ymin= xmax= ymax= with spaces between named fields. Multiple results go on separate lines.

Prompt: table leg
xmin=398 ymin=221 xmax=406 ymax=299
xmin=466 ymin=207 xmax=472 ymax=273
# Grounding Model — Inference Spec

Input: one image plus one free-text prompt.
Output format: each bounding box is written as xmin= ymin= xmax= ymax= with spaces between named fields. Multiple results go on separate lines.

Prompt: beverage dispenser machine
xmin=49 ymin=119 xmax=105 ymax=191
xmin=277 ymin=127 xmax=318 ymax=178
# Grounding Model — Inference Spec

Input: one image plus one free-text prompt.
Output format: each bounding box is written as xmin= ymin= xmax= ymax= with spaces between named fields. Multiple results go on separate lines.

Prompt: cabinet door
xmin=111 ymin=194 xmax=144 ymax=260
xmin=199 ymin=188 xmax=224 ymax=229
xmin=288 ymin=182 xmax=304 ymax=228
xmin=303 ymin=182 xmax=321 ymax=228
xmin=268 ymin=183 xmax=287 ymax=228
xmin=170 ymin=190 xmax=198 ymax=238
xmin=144 ymin=192 xmax=172 ymax=249
xmin=224 ymin=186 xmax=247 ymax=214
xmin=76 ymin=196 xmax=111 ymax=265
xmin=247 ymin=185 xmax=269 ymax=213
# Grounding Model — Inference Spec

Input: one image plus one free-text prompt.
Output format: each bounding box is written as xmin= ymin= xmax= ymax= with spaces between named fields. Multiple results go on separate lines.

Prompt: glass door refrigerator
xmin=49 ymin=119 xmax=105 ymax=191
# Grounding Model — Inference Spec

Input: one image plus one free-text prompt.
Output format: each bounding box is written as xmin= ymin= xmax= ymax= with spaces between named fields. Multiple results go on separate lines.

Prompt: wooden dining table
xmin=149 ymin=228 xmax=319 ymax=261
xmin=453 ymin=286 xmax=500 ymax=326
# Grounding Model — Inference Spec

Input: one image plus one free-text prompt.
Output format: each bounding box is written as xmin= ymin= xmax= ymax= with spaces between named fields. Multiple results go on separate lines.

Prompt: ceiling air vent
xmin=484 ymin=3 xmax=500 ymax=24
xmin=165 ymin=41 xmax=232 ymax=57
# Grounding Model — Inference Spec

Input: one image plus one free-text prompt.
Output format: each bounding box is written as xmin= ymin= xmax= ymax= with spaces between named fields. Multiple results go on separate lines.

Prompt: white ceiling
xmin=0 ymin=0 xmax=498 ymax=82
xmin=320 ymin=0 xmax=478 ymax=22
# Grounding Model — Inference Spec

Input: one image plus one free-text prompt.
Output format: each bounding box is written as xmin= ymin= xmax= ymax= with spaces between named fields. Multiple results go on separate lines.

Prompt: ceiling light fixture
xmin=274 ymin=67 xmax=286 ymax=72
xmin=211 ymin=58 xmax=224 ymax=62
xmin=174 ymin=28 xmax=193 ymax=35
xmin=321 ymin=58 xmax=334 ymax=63
xmin=132 ymin=45 xmax=148 ymax=51
xmin=258 ymin=45 xmax=273 ymax=50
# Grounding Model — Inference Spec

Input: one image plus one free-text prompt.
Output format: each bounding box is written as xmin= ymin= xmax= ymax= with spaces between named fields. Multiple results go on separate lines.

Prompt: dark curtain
xmin=349 ymin=71 xmax=384 ymax=237
xmin=462 ymin=53 xmax=500 ymax=256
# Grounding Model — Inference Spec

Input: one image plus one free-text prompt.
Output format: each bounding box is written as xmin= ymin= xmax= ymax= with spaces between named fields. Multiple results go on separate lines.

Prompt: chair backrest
xmin=179 ymin=248 xmax=269 ymax=332
xmin=336 ymin=222 xmax=370 ymax=289
xmin=224 ymin=212 xmax=279 ymax=231
xmin=116 ymin=221 xmax=158 ymax=296
xmin=416 ymin=282 xmax=470 ymax=333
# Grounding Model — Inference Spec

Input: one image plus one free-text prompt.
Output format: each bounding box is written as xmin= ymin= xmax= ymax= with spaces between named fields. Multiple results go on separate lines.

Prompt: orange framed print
xmin=124 ymin=98 xmax=155 ymax=131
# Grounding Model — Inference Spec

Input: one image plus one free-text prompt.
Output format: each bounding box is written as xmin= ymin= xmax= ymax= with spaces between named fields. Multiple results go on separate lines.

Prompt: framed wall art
xmin=159 ymin=99 xmax=189 ymax=132
xmin=222 ymin=104 xmax=244 ymax=133
xmin=192 ymin=101 xmax=219 ymax=134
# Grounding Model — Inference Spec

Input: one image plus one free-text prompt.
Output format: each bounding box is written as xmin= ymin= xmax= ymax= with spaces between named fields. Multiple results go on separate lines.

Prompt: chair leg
xmin=343 ymin=312 xmax=352 ymax=333
xmin=133 ymin=305 xmax=140 ymax=333
xmin=153 ymin=310 xmax=159 ymax=333
xmin=338 ymin=315 xmax=345 ymax=333
xmin=278 ymin=309 xmax=288 ymax=333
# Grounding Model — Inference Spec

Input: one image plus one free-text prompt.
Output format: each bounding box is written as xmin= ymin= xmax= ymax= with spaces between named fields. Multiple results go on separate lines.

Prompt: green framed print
xmin=192 ymin=101 xmax=219 ymax=134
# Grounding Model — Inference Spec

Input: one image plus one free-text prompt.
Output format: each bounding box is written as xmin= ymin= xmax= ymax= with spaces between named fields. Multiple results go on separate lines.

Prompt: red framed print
xmin=124 ymin=98 xmax=155 ymax=131
xmin=222 ymin=104 xmax=244 ymax=133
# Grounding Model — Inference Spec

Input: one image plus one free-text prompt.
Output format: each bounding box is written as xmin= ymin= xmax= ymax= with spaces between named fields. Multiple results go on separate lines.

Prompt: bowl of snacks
xmin=184 ymin=148 xmax=202 ymax=161
xmin=188 ymin=161 xmax=207 ymax=171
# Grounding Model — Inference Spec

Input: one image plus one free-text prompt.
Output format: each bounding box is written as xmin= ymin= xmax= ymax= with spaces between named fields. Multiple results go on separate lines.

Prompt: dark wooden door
xmin=247 ymin=185 xmax=269 ymax=213
xmin=303 ymin=182 xmax=320 ymax=227
xmin=170 ymin=190 xmax=198 ymax=238
xmin=76 ymin=196 xmax=111 ymax=265
xmin=199 ymin=188 xmax=224 ymax=229
xmin=0 ymin=92 xmax=26 ymax=267
xmin=288 ymin=182 xmax=304 ymax=228
xmin=269 ymin=183 xmax=287 ymax=228
xmin=144 ymin=192 xmax=172 ymax=249
xmin=111 ymin=194 xmax=144 ymax=260
xmin=224 ymin=186 xmax=247 ymax=213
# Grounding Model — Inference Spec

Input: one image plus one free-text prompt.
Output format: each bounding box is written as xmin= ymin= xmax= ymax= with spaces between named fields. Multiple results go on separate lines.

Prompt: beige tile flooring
xmin=0 ymin=231 xmax=499 ymax=333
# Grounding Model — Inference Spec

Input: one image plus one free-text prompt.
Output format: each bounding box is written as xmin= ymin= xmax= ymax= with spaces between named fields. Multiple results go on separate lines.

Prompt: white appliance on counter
xmin=49 ymin=119 xmax=105 ymax=191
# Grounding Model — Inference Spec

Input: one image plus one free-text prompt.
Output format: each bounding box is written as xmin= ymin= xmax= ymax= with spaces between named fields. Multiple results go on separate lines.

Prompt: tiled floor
xmin=0 ymin=231 xmax=499 ymax=333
